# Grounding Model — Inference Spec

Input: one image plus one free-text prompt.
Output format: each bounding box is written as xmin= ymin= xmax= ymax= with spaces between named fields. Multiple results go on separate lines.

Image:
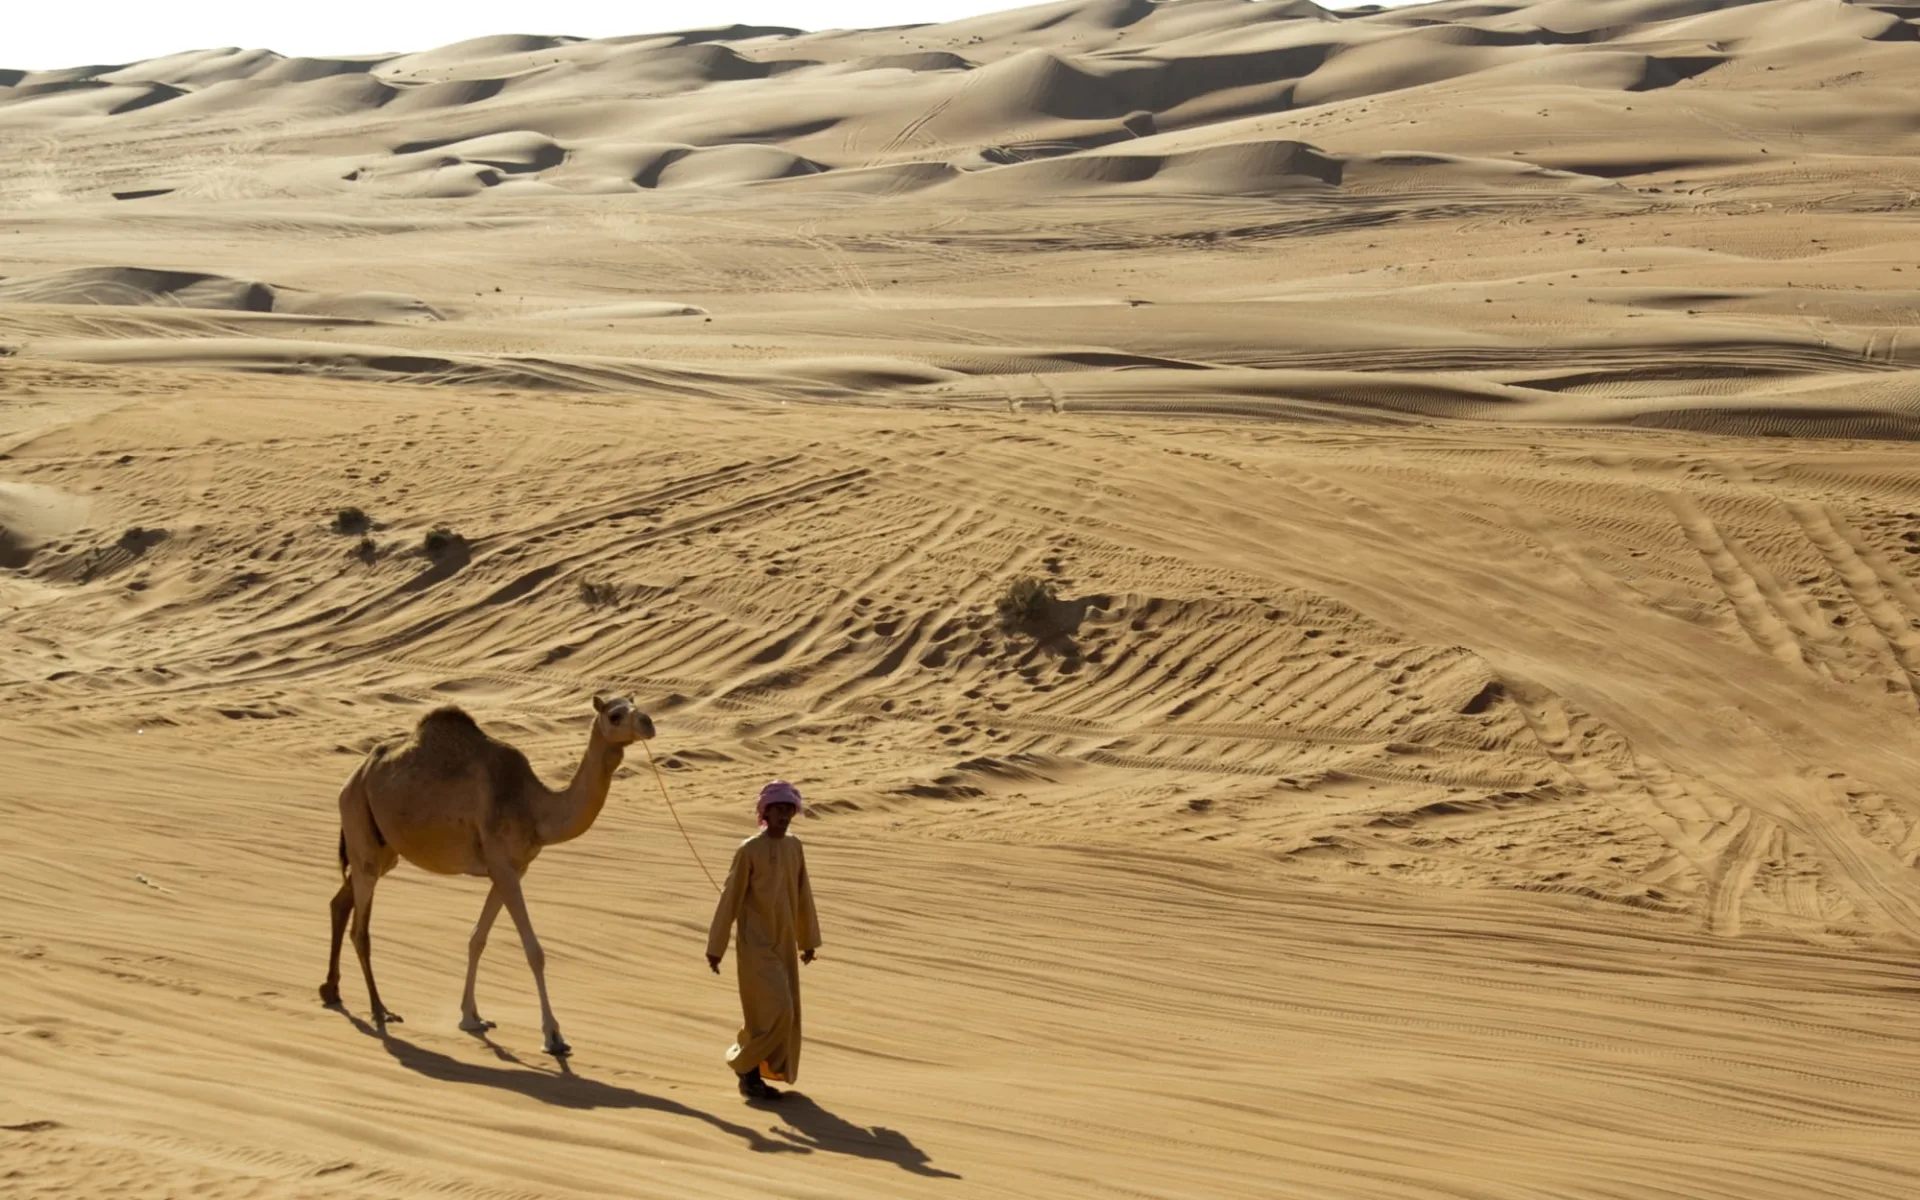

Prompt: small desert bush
xmin=354 ymin=535 xmax=378 ymax=565
xmin=119 ymin=526 xmax=167 ymax=551
xmin=996 ymin=575 xmax=1059 ymax=633
xmin=423 ymin=526 xmax=463 ymax=560
xmin=579 ymin=579 xmax=624 ymax=608
xmin=333 ymin=506 xmax=371 ymax=535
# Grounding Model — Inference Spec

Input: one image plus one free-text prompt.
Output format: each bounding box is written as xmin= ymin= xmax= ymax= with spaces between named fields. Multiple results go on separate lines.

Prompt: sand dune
xmin=7 ymin=0 xmax=1920 ymax=1197
xmin=0 ymin=267 xmax=442 ymax=321
xmin=0 ymin=266 xmax=279 ymax=311
xmin=0 ymin=481 xmax=92 ymax=569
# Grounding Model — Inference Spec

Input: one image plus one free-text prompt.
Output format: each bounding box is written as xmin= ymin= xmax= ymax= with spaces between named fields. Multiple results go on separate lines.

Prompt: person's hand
xmin=707 ymin=954 xmax=722 ymax=974
xmin=801 ymin=949 xmax=817 ymax=965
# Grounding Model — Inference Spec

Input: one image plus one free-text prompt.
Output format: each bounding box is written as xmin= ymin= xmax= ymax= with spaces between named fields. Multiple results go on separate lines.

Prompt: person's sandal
xmin=738 ymin=1069 xmax=782 ymax=1101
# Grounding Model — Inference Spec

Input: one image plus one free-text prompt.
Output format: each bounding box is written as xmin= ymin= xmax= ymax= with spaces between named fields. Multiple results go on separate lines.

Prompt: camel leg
xmin=320 ymin=877 xmax=352 ymax=1007
xmin=492 ymin=868 xmax=567 ymax=1056
xmin=349 ymin=865 xmax=402 ymax=1027
xmin=458 ymin=882 xmax=506 ymax=1033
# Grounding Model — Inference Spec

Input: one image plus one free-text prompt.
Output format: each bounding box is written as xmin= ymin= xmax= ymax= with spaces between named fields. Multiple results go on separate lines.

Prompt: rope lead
xmin=643 ymin=739 xmax=722 ymax=893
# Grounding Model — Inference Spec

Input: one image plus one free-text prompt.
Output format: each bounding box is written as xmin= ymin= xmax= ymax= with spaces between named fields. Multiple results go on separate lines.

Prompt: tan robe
xmin=706 ymin=832 xmax=821 ymax=1083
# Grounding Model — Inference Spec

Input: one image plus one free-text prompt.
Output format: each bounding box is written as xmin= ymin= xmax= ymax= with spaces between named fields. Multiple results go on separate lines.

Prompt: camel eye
xmin=607 ymin=703 xmax=630 ymax=722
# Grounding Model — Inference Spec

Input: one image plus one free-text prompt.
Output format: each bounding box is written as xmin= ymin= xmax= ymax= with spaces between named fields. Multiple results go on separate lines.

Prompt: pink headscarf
xmin=757 ymin=780 xmax=803 ymax=825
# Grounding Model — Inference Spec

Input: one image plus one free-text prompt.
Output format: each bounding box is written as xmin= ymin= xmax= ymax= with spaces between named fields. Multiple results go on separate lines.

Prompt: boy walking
xmin=706 ymin=780 xmax=821 ymax=1100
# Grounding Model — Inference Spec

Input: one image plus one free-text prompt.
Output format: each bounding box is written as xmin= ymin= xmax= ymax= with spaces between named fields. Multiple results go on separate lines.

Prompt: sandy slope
xmin=7 ymin=0 xmax=1920 ymax=1196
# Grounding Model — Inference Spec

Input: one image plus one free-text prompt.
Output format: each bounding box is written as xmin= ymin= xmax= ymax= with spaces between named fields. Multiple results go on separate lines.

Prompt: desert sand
xmin=6 ymin=0 xmax=1920 ymax=1195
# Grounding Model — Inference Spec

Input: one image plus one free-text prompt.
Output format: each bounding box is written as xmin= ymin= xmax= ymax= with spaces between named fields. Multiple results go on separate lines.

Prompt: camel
xmin=319 ymin=695 xmax=655 ymax=1056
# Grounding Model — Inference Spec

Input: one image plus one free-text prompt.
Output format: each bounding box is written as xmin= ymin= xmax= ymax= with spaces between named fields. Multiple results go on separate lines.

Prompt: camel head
xmin=591 ymin=694 xmax=655 ymax=746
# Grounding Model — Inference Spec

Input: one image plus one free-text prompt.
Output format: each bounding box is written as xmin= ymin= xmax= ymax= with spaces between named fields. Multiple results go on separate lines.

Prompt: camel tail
xmin=334 ymin=759 xmax=388 ymax=881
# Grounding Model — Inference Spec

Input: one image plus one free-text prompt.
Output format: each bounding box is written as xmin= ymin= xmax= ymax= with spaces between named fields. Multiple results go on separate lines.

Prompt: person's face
xmin=763 ymin=802 xmax=797 ymax=837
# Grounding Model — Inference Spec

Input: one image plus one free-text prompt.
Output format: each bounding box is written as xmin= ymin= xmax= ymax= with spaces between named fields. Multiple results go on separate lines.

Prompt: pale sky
xmin=10 ymin=2 xmax=1061 ymax=70
xmin=8 ymin=0 xmax=1412 ymax=72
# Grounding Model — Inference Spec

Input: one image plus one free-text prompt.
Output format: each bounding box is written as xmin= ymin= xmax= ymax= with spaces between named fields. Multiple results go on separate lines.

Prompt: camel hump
xmin=410 ymin=706 xmax=496 ymax=768
xmin=407 ymin=705 xmax=533 ymax=790
xmin=418 ymin=705 xmax=483 ymax=736
xmin=417 ymin=706 xmax=493 ymax=747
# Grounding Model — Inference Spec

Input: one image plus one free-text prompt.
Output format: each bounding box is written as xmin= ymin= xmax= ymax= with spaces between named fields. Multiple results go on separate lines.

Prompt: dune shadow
xmin=338 ymin=1011 xmax=798 ymax=1154
xmin=770 ymin=1093 xmax=961 ymax=1179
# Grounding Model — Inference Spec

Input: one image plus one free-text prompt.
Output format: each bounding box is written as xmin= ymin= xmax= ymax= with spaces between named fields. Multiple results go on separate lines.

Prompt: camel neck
xmin=540 ymin=733 xmax=622 ymax=845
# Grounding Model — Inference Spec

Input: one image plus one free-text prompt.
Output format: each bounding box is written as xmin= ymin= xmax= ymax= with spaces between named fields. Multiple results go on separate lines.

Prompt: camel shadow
xmin=769 ymin=1093 xmax=960 ymax=1179
xmin=339 ymin=1012 xmax=798 ymax=1155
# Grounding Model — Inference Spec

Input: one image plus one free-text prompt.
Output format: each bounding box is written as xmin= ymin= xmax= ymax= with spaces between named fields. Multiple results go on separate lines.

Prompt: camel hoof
xmin=318 ymin=984 xmax=342 ymax=1008
xmin=376 ymin=1011 xmax=404 ymax=1027
xmin=544 ymin=1033 xmax=572 ymax=1057
xmin=459 ymin=1016 xmax=496 ymax=1034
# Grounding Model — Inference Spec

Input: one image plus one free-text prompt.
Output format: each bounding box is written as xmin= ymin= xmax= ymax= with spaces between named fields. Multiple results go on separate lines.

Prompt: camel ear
xmin=592 ymin=695 xmax=608 ymax=714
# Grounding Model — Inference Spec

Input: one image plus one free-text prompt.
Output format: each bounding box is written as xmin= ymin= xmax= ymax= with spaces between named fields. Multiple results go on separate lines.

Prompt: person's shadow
xmin=339 ymin=1012 xmax=957 ymax=1178
xmin=768 ymin=1092 xmax=961 ymax=1179
xmin=340 ymin=1013 xmax=796 ymax=1155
